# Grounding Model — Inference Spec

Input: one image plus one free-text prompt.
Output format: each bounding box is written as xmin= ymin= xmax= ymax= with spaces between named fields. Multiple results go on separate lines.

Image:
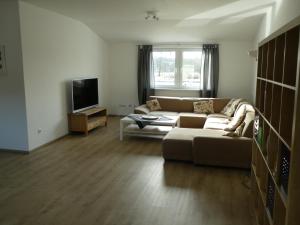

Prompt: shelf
xmin=257 ymin=77 xmax=296 ymax=91
xmin=273 ymin=188 xmax=286 ymax=225
xmin=262 ymin=43 xmax=268 ymax=79
xmin=266 ymin=210 xmax=274 ymax=225
xmin=279 ymin=88 xmax=295 ymax=147
xmin=254 ymin=20 xmax=300 ymax=225
xmin=256 ymin=108 xmax=291 ymax=151
xmin=264 ymin=82 xmax=272 ymax=121
xmin=260 ymin=81 xmax=266 ymax=115
xmin=256 ymin=79 xmax=262 ymax=109
xmin=77 ymin=107 xmax=107 ymax=116
xmin=267 ymin=129 xmax=279 ymax=174
xmin=252 ymin=140 xmax=258 ymax=168
xmin=252 ymin=166 xmax=267 ymax=224
xmin=278 ymin=144 xmax=291 ymax=197
xmin=258 ymin=46 xmax=263 ymax=78
xmin=283 ymin=26 xmax=299 ymax=86
xmin=255 ymin=142 xmax=268 ymax=198
xmin=263 ymin=121 xmax=270 ymax=154
xmin=68 ymin=106 xmax=107 ymax=135
xmin=266 ymin=174 xmax=276 ymax=217
xmin=273 ymin=33 xmax=285 ymax=83
xmin=267 ymin=39 xmax=275 ymax=80
xmin=88 ymin=116 xmax=107 ymax=124
xmin=254 ymin=138 xmax=288 ymax=208
xmin=270 ymin=84 xmax=282 ymax=132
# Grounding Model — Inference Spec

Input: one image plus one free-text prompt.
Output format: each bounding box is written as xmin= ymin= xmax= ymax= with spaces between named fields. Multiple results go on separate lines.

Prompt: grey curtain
xmin=137 ymin=45 xmax=154 ymax=104
xmin=200 ymin=44 xmax=219 ymax=98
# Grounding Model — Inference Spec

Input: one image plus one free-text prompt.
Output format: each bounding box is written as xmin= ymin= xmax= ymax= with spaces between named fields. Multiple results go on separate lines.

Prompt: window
xmin=152 ymin=48 xmax=203 ymax=90
xmin=153 ymin=51 xmax=176 ymax=87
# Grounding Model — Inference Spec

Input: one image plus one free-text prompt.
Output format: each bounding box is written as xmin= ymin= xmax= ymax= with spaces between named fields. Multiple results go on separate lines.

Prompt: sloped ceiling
xmin=22 ymin=0 xmax=277 ymax=42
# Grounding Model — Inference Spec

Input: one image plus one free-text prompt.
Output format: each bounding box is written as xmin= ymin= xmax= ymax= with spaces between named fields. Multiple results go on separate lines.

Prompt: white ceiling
xmin=22 ymin=0 xmax=277 ymax=43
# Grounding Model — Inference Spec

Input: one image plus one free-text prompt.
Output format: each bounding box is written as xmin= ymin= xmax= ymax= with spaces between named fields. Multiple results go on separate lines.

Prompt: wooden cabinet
xmin=68 ymin=107 xmax=107 ymax=135
xmin=252 ymin=17 xmax=300 ymax=225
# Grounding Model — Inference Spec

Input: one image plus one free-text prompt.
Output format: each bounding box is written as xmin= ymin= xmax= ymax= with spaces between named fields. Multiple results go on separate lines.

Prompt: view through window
xmin=152 ymin=48 xmax=202 ymax=89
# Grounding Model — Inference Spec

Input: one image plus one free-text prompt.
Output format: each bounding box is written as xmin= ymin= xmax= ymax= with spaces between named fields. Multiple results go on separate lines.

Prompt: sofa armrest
xmin=192 ymin=136 xmax=252 ymax=168
xmin=134 ymin=104 xmax=150 ymax=114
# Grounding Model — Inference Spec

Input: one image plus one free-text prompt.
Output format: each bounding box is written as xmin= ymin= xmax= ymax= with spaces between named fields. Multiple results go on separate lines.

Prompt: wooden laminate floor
xmin=0 ymin=117 xmax=253 ymax=225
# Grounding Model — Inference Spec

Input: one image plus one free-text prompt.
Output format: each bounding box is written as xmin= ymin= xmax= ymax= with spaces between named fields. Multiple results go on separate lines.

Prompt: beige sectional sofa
xmin=134 ymin=96 xmax=255 ymax=169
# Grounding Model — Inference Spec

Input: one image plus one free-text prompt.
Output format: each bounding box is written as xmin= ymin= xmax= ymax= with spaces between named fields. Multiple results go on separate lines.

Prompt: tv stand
xmin=68 ymin=107 xmax=107 ymax=135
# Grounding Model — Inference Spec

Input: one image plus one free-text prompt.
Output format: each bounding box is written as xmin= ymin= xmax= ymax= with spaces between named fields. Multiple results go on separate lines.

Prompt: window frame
xmin=152 ymin=46 xmax=203 ymax=90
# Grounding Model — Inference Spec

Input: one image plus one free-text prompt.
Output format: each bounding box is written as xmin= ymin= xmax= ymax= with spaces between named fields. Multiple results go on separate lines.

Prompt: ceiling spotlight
xmin=145 ymin=11 xmax=159 ymax=21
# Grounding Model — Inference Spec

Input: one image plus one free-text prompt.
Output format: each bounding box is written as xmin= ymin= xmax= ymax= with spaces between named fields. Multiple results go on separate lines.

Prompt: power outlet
xmin=0 ymin=45 xmax=7 ymax=76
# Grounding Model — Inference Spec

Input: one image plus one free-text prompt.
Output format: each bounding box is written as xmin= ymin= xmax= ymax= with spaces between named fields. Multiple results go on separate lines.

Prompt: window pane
xmin=153 ymin=51 xmax=176 ymax=87
xmin=182 ymin=51 xmax=202 ymax=89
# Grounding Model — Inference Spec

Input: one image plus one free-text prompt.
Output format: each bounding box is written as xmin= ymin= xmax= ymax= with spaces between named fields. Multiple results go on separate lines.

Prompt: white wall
xmin=0 ymin=0 xmax=29 ymax=151
xmin=19 ymin=1 xmax=109 ymax=150
xmin=108 ymin=43 xmax=139 ymax=115
xmin=107 ymin=41 xmax=254 ymax=115
xmin=259 ymin=0 xmax=300 ymax=42
xmin=218 ymin=41 xmax=255 ymax=101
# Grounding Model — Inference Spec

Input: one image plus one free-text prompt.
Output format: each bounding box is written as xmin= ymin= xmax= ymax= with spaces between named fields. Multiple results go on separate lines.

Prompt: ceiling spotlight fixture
xmin=145 ymin=11 xmax=159 ymax=21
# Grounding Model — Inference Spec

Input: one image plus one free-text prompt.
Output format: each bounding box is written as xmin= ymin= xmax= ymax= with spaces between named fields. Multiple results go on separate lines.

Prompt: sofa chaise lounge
xmin=134 ymin=96 xmax=255 ymax=169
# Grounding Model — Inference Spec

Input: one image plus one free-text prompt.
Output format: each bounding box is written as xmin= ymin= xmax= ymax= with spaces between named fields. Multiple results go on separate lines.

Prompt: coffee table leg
xmin=120 ymin=120 xmax=124 ymax=141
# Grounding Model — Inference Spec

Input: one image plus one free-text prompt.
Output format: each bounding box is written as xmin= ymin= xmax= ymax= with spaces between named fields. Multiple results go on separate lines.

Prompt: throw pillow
xmin=224 ymin=105 xmax=246 ymax=131
xmin=146 ymin=99 xmax=162 ymax=111
xmin=193 ymin=100 xmax=214 ymax=114
xmin=223 ymin=122 xmax=245 ymax=137
xmin=221 ymin=99 xmax=234 ymax=114
xmin=221 ymin=98 xmax=243 ymax=117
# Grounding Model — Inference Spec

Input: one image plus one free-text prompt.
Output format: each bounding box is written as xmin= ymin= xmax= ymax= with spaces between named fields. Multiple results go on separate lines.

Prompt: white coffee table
xmin=120 ymin=114 xmax=179 ymax=141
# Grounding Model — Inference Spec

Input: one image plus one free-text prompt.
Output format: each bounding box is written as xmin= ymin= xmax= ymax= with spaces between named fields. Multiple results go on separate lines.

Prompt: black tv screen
xmin=72 ymin=78 xmax=98 ymax=112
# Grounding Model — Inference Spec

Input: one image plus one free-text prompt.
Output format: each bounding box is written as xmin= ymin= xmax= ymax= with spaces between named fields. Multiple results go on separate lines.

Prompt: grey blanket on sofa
xmin=128 ymin=114 xmax=172 ymax=129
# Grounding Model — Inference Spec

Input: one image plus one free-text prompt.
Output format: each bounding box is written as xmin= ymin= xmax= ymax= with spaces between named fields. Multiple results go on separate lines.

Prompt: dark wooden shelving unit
xmin=252 ymin=18 xmax=300 ymax=225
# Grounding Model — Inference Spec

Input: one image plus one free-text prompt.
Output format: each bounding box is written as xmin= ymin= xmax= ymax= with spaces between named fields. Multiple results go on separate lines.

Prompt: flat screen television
xmin=72 ymin=78 xmax=98 ymax=113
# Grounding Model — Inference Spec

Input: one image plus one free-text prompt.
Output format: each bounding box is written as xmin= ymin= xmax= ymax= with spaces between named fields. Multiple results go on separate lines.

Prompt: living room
xmin=0 ymin=0 xmax=300 ymax=225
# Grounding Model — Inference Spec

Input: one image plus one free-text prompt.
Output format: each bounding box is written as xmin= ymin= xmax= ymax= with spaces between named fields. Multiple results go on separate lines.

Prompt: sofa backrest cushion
xmin=237 ymin=102 xmax=255 ymax=138
xmin=149 ymin=96 xmax=188 ymax=112
xmin=224 ymin=105 xmax=246 ymax=131
xmin=211 ymin=98 xmax=232 ymax=113
xmin=150 ymin=96 xmax=231 ymax=113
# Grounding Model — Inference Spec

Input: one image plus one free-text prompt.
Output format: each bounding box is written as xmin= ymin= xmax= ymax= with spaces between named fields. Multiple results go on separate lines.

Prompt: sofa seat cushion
xmin=164 ymin=127 xmax=204 ymax=140
xmin=178 ymin=113 xmax=207 ymax=128
xmin=207 ymin=113 xmax=228 ymax=118
xmin=203 ymin=122 xmax=228 ymax=130
xmin=162 ymin=128 xmax=204 ymax=161
xmin=205 ymin=117 xmax=230 ymax=124
xmin=149 ymin=111 xmax=179 ymax=116
xmin=191 ymin=128 xmax=227 ymax=137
